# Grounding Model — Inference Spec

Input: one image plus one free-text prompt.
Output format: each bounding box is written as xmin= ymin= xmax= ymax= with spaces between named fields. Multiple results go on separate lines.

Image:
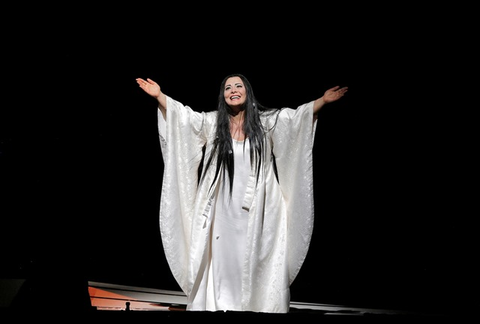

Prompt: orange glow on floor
xmin=88 ymin=284 xmax=182 ymax=311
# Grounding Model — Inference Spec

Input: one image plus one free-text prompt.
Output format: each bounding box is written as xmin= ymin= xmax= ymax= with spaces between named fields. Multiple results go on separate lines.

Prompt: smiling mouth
xmin=230 ymin=96 xmax=240 ymax=100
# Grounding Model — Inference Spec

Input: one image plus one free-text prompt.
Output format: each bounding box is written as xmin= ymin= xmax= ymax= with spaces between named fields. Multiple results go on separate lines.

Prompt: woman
xmin=136 ymin=74 xmax=347 ymax=313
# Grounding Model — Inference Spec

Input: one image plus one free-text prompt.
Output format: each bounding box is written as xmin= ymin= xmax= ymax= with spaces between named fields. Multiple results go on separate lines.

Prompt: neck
xmin=230 ymin=113 xmax=245 ymax=141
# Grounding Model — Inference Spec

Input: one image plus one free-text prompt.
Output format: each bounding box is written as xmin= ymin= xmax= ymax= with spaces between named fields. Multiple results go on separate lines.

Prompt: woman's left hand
xmin=323 ymin=85 xmax=348 ymax=104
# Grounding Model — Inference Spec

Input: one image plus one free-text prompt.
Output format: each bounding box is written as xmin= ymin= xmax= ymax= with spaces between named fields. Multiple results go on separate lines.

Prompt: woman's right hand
xmin=136 ymin=77 xmax=167 ymax=116
xmin=136 ymin=78 xmax=161 ymax=99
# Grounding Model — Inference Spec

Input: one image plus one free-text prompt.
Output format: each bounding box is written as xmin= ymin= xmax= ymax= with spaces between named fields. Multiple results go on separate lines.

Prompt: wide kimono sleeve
xmin=270 ymin=101 xmax=317 ymax=285
xmin=157 ymin=96 xmax=209 ymax=293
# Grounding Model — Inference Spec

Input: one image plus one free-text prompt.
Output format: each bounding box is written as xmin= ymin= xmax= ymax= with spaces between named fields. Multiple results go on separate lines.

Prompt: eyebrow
xmin=226 ymin=83 xmax=243 ymax=87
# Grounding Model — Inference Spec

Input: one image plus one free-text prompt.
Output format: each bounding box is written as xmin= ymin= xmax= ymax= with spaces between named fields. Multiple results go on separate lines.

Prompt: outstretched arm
xmin=136 ymin=78 xmax=167 ymax=119
xmin=313 ymin=85 xmax=348 ymax=115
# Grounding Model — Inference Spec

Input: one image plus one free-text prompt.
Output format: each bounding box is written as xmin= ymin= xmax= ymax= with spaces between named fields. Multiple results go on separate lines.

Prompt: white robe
xmin=157 ymin=96 xmax=317 ymax=313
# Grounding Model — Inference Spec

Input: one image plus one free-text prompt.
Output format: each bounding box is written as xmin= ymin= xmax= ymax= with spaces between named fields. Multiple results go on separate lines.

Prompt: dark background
xmin=1 ymin=5 xmax=475 ymax=315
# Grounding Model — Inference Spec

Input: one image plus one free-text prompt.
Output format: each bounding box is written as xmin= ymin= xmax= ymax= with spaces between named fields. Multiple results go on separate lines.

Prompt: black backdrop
xmin=1 ymin=6 xmax=473 ymax=315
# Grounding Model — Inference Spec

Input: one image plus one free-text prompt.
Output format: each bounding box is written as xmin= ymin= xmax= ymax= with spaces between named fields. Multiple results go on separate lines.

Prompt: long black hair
xmin=202 ymin=73 xmax=279 ymax=196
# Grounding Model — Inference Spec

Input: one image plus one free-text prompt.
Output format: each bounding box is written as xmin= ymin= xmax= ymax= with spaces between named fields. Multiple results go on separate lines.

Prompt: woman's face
xmin=224 ymin=76 xmax=246 ymax=110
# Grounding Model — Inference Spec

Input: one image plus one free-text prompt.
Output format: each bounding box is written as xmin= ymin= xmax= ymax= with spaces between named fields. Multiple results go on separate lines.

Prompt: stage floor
xmin=87 ymin=280 xmax=441 ymax=317
xmin=0 ymin=278 xmax=453 ymax=319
